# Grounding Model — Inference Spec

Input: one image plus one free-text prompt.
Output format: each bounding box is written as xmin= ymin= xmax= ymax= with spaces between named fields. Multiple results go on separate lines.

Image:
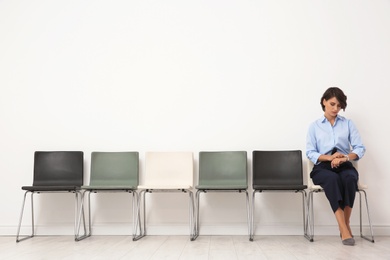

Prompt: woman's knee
xmin=312 ymin=169 xmax=340 ymax=186
xmin=342 ymin=171 xmax=358 ymax=185
xmin=326 ymin=173 xmax=342 ymax=185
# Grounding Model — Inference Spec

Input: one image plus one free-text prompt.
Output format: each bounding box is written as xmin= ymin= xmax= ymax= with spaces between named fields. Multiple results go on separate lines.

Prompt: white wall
xmin=1 ymin=0 xmax=389 ymax=236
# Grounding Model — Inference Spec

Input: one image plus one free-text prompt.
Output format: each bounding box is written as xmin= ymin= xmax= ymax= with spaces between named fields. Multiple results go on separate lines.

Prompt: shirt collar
xmin=320 ymin=114 xmax=345 ymax=123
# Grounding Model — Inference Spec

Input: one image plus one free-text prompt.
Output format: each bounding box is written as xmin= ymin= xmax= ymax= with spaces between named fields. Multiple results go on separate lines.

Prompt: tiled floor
xmin=1 ymin=235 xmax=389 ymax=259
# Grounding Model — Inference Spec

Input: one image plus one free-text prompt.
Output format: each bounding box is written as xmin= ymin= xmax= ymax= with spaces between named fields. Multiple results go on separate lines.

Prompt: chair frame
xmin=16 ymin=190 xmax=87 ymax=242
xmin=307 ymin=160 xmax=375 ymax=242
xmin=251 ymin=190 xmax=309 ymax=241
xmin=135 ymin=188 xmax=195 ymax=241
xmin=193 ymin=189 xmax=250 ymax=241
xmin=76 ymin=189 xmax=141 ymax=241
xmin=250 ymin=150 xmax=310 ymax=241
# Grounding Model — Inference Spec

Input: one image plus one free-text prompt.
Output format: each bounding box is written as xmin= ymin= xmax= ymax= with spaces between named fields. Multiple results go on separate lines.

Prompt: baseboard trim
xmin=2 ymin=224 xmax=389 ymax=236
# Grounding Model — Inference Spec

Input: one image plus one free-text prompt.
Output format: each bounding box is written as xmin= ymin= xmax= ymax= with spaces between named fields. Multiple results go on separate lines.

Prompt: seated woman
xmin=306 ymin=87 xmax=365 ymax=246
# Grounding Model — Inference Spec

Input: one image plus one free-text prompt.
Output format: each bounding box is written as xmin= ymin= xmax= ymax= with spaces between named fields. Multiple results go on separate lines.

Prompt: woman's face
xmin=323 ymin=97 xmax=341 ymax=118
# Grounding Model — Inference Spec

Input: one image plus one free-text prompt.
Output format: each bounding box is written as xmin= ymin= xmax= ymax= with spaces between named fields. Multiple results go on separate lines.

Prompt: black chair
xmin=16 ymin=151 xmax=87 ymax=242
xmin=251 ymin=150 xmax=310 ymax=241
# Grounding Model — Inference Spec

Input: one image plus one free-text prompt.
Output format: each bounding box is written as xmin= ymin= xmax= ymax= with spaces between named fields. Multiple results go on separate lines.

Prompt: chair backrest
xmin=89 ymin=152 xmax=139 ymax=186
xmin=144 ymin=152 xmax=193 ymax=187
xmin=306 ymin=160 xmax=318 ymax=189
xmin=252 ymin=150 xmax=303 ymax=186
xmin=198 ymin=151 xmax=247 ymax=188
xmin=33 ymin=151 xmax=84 ymax=186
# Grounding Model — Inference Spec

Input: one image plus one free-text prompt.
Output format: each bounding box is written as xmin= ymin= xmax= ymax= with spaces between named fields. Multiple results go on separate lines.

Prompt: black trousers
xmin=310 ymin=161 xmax=359 ymax=212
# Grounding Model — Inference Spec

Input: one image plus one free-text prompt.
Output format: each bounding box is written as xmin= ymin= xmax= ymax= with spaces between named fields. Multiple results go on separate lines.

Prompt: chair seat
xmin=309 ymin=183 xmax=367 ymax=190
xmin=82 ymin=185 xmax=137 ymax=190
xmin=308 ymin=184 xmax=322 ymax=190
xmin=195 ymin=185 xmax=248 ymax=190
xmin=22 ymin=186 xmax=81 ymax=191
xmin=358 ymin=183 xmax=367 ymax=190
xmin=138 ymin=185 xmax=193 ymax=190
xmin=253 ymin=184 xmax=307 ymax=191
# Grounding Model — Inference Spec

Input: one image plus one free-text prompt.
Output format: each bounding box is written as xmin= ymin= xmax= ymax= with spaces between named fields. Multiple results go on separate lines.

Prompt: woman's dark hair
xmin=320 ymin=87 xmax=347 ymax=111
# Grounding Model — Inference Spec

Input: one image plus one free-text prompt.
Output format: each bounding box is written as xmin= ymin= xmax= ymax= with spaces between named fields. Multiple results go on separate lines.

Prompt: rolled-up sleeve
xmin=348 ymin=120 xmax=366 ymax=160
xmin=306 ymin=123 xmax=321 ymax=164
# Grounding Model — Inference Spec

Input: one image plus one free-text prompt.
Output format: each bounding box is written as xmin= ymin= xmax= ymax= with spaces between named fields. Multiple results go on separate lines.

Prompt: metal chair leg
xmin=176 ymin=189 xmax=195 ymax=240
xmin=16 ymin=191 xmax=35 ymax=242
xmin=250 ymin=190 xmax=256 ymax=241
xmin=188 ymin=191 xmax=195 ymax=239
xmin=359 ymin=190 xmax=375 ymax=242
xmin=191 ymin=190 xmax=202 ymax=241
xmin=75 ymin=191 xmax=90 ymax=241
xmin=307 ymin=191 xmax=315 ymax=242
xmin=133 ymin=190 xmax=146 ymax=241
xmin=301 ymin=190 xmax=311 ymax=241
xmin=132 ymin=191 xmax=143 ymax=240
xmin=245 ymin=190 xmax=251 ymax=241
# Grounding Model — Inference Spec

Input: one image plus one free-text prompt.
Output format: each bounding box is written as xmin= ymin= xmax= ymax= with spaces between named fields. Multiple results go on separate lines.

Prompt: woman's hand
xmin=318 ymin=152 xmax=350 ymax=165
xmin=331 ymin=156 xmax=347 ymax=168
xmin=331 ymin=152 xmax=345 ymax=160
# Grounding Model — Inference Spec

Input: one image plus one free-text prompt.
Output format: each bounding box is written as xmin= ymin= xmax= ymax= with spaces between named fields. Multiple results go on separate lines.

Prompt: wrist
xmin=345 ymin=155 xmax=350 ymax=162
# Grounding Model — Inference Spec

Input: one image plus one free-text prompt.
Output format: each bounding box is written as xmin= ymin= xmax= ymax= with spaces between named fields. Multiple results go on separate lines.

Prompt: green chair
xmin=192 ymin=151 xmax=250 ymax=241
xmin=76 ymin=152 xmax=141 ymax=241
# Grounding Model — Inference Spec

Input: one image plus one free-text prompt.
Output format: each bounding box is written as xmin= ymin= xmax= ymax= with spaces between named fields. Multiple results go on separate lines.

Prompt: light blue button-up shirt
xmin=306 ymin=115 xmax=365 ymax=164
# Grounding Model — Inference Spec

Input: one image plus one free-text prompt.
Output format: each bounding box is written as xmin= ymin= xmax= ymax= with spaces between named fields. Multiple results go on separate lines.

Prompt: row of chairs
xmin=16 ymin=150 xmax=374 ymax=243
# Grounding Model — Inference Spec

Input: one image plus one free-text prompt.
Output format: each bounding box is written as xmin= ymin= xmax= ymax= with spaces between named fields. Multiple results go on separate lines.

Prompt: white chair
xmin=135 ymin=152 xmax=194 ymax=240
xmin=306 ymin=160 xmax=375 ymax=242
